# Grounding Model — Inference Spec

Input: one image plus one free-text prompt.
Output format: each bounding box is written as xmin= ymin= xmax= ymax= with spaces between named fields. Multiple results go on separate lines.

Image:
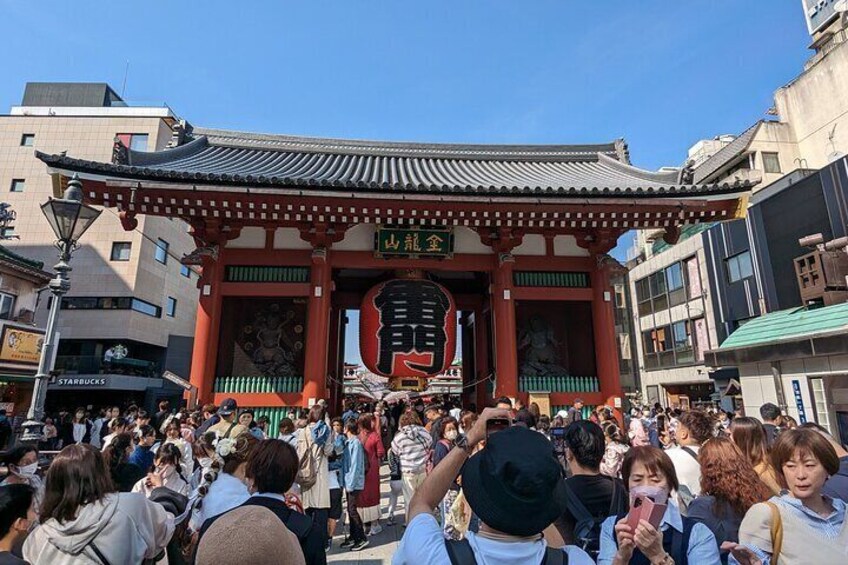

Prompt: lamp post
xmin=20 ymin=174 xmax=101 ymax=442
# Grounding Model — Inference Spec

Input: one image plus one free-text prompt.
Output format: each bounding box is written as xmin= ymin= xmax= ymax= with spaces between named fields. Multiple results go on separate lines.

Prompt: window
xmin=1 ymin=228 xmax=15 ymax=239
xmin=10 ymin=179 xmax=25 ymax=193
xmin=110 ymin=242 xmax=132 ymax=261
xmin=131 ymin=298 xmax=161 ymax=317
xmin=726 ymin=251 xmax=754 ymax=283
xmin=116 ymin=133 xmax=149 ymax=152
xmin=810 ymin=378 xmax=832 ymax=433
xmin=20 ymin=134 xmax=34 ymax=147
xmin=762 ymin=152 xmax=781 ymax=174
xmin=672 ymin=321 xmax=690 ymax=350
xmin=166 ymin=297 xmax=177 ymax=317
xmin=154 ymin=239 xmax=169 ymax=264
xmin=180 ymin=264 xmax=191 ymax=278
xmin=0 ymin=292 xmax=15 ymax=320
xmin=665 ymin=263 xmax=683 ymax=291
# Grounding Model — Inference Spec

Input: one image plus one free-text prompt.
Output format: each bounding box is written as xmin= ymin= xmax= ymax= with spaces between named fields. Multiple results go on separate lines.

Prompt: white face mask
xmin=445 ymin=430 xmax=458 ymax=441
xmin=15 ymin=462 xmax=38 ymax=477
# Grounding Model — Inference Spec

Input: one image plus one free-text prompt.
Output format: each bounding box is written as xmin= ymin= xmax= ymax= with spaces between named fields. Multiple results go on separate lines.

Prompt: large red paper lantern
xmin=360 ymin=277 xmax=456 ymax=389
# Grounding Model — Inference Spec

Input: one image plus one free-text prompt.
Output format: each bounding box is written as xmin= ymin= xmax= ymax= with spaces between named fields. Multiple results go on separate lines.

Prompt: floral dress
xmin=600 ymin=441 xmax=629 ymax=478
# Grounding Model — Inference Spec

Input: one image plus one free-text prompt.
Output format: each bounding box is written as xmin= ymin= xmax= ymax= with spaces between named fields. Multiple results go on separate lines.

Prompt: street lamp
xmin=20 ymin=174 xmax=101 ymax=442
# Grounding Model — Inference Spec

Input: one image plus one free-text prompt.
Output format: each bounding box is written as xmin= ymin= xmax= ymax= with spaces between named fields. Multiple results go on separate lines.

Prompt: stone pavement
xmin=327 ymin=466 xmax=402 ymax=565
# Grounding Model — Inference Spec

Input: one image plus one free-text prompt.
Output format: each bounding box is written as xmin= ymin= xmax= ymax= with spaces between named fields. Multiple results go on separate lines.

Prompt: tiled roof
xmin=0 ymin=245 xmax=50 ymax=280
xmin=37 ymin=128 xmax=755 ymax=199
xmin=718 ymin=302 xmax=848 ymax=350
xmin=693 ymin=121 xmax=762 ymax=184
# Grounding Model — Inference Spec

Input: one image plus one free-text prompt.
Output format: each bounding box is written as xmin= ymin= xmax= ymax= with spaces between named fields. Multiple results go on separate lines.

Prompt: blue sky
xmin=2 ymin=1 xmax=812 ymax=363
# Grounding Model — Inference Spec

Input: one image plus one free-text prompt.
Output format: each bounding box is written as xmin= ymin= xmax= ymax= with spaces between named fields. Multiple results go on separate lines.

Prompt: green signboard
xmin=375 ymin=227 xmax=453 ymax=258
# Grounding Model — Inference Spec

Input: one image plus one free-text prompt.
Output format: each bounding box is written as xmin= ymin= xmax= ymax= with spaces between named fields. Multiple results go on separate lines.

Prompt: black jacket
xmin=111 ymin=462 xmax=146 ymax=493
xmin=200 ymin=495 xmax=325 ymax=565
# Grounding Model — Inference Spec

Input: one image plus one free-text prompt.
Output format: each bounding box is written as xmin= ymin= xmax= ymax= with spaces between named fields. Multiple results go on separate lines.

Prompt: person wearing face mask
xmin=0 ymin=484 xmax=37 ymax=565
xmin=1 ymin=447 xmax=42 ymax=497
xmin=431 ymin=416 xmax=461 ymax=540
xmin=597 ymin=446 xmax=720 ymax=565
xmin=132 ymin=443 xmax=189 ymax=497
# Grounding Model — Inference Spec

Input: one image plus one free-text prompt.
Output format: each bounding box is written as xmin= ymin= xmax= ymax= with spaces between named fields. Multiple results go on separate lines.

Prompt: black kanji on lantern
xmin=374 ymin=279 xmax=452 ymax=375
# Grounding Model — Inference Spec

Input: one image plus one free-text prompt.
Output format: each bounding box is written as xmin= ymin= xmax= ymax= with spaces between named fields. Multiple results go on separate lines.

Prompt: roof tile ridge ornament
xmin=112 ymin=137 xmax=129 ymax=165
xmin=678 ymin=160 xmax=696 ymax=185
xmin=165 ymin=119 xmax=191 ymax=149
xmin=614 ymin=138 xmax=631 ymax=164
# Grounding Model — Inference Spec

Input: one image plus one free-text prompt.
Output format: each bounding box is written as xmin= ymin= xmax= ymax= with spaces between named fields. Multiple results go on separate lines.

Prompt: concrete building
xmin=626 ymin=3 xmax=848 ymax=409
xmin=0 ymin=83 xmax=198 ymax=411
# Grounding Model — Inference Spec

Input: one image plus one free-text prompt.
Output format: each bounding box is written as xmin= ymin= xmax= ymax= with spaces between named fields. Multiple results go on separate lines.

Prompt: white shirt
xmin=72 ymin=422 xmax=87 ymax=444
xmin=101 ymin=432 xmax=117 ymax=451
xmin=393 ymin=513 xmax=594 ymax=565
xmin=665 ymin=445 xmax=702 ymax=497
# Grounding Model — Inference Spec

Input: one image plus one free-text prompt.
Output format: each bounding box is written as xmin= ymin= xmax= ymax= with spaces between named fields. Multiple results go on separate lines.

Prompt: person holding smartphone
xmin=597 ymin=446 xmax=720 ymax=565
xmin=393 ymin=408 xmax=595 ymax=565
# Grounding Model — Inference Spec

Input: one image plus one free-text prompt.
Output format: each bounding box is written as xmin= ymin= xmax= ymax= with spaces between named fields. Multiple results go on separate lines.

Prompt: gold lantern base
xmin=388 ymin=376 xmax=427 ymax=392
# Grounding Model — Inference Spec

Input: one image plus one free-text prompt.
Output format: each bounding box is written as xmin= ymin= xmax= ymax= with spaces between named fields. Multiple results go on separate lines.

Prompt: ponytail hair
xmin=156 ymin=442 xmax=187 ymax=484
xmin=195 ymin=432 xmax=258 ymax=510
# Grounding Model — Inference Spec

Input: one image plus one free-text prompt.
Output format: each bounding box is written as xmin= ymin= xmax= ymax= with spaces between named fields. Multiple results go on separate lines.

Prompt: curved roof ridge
xmin=191 ymin=126 xmax=621 ymax=162
xmin=596 ymin=153 xmax=682 ymax=184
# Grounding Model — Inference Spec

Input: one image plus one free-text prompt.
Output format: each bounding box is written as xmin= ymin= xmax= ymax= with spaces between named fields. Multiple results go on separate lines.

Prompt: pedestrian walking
xmin=357 ymin=413 xmax=385 ymax=536
xmin=391 ymin=411 xmax=432 ymax=523
xmin=341 ymin=419 xmax=368 ymax=552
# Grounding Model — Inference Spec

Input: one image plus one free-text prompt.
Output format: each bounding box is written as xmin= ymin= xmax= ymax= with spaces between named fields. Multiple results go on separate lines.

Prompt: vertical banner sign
xmin=792 ymin=379 xmax=808 ymax=424
xmin=360 ymin=278 xmax=456 ymax=390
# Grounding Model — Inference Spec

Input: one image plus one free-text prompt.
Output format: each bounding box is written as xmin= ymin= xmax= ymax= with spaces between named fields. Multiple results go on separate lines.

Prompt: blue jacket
xmin=328 ymin=433 xmax=346 ymax=472
xmin=342 ymin=435 xmax=365 ymax=492
xmin=311 ymin=419 xmax=330 ymax=446
xmin=128 ymin=445 xmax=154 ymax=472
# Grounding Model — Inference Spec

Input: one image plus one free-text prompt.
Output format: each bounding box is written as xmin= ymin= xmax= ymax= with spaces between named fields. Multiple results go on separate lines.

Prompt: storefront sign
xmin=0 ymin=325 xmax=45 ymax=366
xmin=375 ymin=227 xmax=453 ymax=258
xmin=792 ymin=379 xmax=808 ymax=424
xmin=56 ymin=378 xmax=107 ymax=387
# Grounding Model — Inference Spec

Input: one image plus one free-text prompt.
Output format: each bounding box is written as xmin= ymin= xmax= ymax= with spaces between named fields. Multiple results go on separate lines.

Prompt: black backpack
xmin=562 ymin=477 xmax=626 ymax=558
xmin=445 ymin=539 xmax=567 ymax=565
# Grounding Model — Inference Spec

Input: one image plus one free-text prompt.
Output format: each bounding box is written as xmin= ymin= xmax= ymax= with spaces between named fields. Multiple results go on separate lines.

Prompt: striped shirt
xmin=391 ymin=425 xmax=432 ymax=473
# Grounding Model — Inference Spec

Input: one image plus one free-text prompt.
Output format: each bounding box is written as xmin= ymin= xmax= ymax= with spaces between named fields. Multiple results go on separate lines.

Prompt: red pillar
xmin=491 ymin=253 xmax=518 ymax=400
xmin=591 ymin=258 xmax=623 ymax=404
xmin=474 ymin=308 xmax=491 ymax=410
xmin=303 ymin=247 xmax=332 ymax=407
xmin=189 ymin=257 xmax=223 ymax=406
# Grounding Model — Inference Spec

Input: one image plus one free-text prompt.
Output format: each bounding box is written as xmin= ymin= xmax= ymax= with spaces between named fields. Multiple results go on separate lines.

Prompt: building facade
xmin=0 ymin=245 xmax=51 ymax=425
xmin=0 ymin=83 xmax=199 ymax=411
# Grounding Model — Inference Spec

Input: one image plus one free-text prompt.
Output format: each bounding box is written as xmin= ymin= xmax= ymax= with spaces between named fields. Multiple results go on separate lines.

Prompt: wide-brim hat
xmin=463 ymin=425 xmax=567 ymax=536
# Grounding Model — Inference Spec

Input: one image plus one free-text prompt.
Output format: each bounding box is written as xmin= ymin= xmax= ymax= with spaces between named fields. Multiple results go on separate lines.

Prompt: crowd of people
xmin=0 ymin=395 xmax=846 ymax=564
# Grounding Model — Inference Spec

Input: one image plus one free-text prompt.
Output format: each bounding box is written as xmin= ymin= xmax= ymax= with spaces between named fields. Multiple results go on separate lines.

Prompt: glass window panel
xmin=762 ymin=152 xmax=781 ymax=174
xmin=10 ymin=179 xmax=25 ymax=192
xmin=131 ymin=298 xmax=161 ymax=317
xmin=166 ymin=297 xmax=176 ymax=317
xmin=0 ymin=293 xmax=14 ymax=319
xmin=154 ymin=239 xmax=168 ymax=264
xmin=20 ymin=134 xmax=34 ymax=147
xmin=180 ymin=265 xmax=190 ymax=278
xmin=666 ymin=263 xmax=683 ymax=291
xmin=110 ymin=242 xmax=131 ymax=261
xmin=130 ymin=134 xmax=148 ymax=151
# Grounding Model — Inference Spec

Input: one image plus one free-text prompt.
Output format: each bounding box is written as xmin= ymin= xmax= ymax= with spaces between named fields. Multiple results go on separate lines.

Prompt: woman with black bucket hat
xmin=393 ymin=408 xmax=595 ymax=565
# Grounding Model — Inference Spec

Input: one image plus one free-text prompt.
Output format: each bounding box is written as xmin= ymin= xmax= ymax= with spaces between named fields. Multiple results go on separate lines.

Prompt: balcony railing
xmin=54 ymin=355 xmax=159 ymax=378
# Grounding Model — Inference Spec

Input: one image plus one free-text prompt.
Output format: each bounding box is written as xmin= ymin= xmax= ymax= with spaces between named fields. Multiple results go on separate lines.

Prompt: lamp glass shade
xmin=40 ymin=198 xmax=102 ymax=243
